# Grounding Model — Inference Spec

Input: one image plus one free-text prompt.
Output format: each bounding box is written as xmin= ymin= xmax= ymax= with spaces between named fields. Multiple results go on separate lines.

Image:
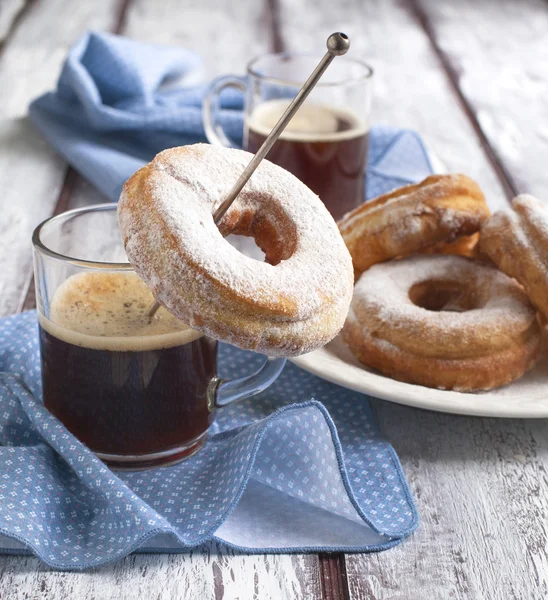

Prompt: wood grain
xmin=0 ymin=0 xmax=27 ymax=43
xmin=123 ymin=0 xmax=274 ymax=78
xmin=276 ymin=0 xmax=508 ymax=210
xmin=0 ymin=544 xmax=322 ymax=599
xmin=319 ymin=553 xmax=350 ymax=600
xmin=0 ymin=0 xmax=121 ymax=317
xmin=19 ymin=0 xmax=131 ymax=311
xmin=346 ymin=402 xmax=548 ymax=600
xmin=2 ymin=0 xmax=546 ymax=599
xmin=413 ymin=0 xmax=548 ymax=199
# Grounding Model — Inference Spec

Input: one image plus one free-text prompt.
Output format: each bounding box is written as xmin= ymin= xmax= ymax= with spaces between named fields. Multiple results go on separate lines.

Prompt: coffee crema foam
xmin=40 ymin=271 xmax=202 ymax=351
xmin=246 ymin=99 xmax=368 ymax=142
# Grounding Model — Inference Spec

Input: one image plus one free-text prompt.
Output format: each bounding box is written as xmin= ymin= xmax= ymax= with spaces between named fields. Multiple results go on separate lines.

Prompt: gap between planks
xmin=406 ymin=0 xmax=518 ymax=201
xmin=319 ymin=553 xmax=351 ymax=600
xmin=266 ymin=0 xmax=284 ymax=53
xmin=20 ymin=0 xmax=133 ymax=313
xmin=0 ymin=0 xmax=36 ymax=49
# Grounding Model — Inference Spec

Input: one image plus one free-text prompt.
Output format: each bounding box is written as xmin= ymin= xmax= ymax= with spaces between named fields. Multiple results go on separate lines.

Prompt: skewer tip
xmin=326 ymin=32 xmax=350 ymax=56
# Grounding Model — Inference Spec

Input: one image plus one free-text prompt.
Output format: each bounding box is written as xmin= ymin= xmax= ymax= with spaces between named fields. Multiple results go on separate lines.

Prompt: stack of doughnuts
xmin=119 ymin=144 xmax=545 ymax=391
xmin=338 ymin=175 xmax=545 ymax=392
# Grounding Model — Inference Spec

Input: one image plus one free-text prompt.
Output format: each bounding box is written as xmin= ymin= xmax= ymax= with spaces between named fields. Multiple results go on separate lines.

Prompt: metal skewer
xmin=147 ymin=32 xmax=350 ymax=319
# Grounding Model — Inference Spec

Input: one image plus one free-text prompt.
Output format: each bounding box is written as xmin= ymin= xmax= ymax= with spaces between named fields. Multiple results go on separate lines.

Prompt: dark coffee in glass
xmin=39 ymin=271 xmax=217 ymax=467
xmin=203 ymin=53 xmax=373 ymax=221
xmin=247 ymin=101 xmax=368 ymax=220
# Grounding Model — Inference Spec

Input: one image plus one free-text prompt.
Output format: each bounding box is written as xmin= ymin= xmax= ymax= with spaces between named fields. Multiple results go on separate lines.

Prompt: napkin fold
xmin=29 ymin=31 xmax=433 ymax=202
xmin=0 ymin=311 xmax=418 ymax=569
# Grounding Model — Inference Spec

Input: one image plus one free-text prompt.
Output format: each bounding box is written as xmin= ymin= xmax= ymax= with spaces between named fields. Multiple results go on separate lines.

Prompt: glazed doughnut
xmin=343 ymin=255 xmax=540 ymax=391
xmin=118 ymin=144 xmax=354 ymax=357
xmin=338 ymin=174 xmax=490 ymax=278
xmin=481 ymin=194 xmax=548 ymax=318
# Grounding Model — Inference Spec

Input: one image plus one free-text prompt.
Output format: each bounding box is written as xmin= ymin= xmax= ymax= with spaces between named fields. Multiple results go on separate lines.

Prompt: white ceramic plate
xmin=291 ymin=335 xmax=548 ymax=418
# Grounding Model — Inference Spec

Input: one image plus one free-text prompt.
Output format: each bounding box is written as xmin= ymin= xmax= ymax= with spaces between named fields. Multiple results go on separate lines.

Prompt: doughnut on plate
xmin=291 ymin=331 xmax=548 ymax=418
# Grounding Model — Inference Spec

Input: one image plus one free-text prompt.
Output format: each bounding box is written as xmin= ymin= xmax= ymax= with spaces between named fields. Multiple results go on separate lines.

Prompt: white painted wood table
xmin=0 ymin=0 xmax=546 ymax=598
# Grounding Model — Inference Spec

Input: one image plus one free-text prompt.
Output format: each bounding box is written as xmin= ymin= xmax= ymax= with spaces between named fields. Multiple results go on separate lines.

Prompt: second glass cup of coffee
xmin=203 ymin=52 xmax=373 ymax=220
xmin=32 ymin=204 xmax=285 ymax=470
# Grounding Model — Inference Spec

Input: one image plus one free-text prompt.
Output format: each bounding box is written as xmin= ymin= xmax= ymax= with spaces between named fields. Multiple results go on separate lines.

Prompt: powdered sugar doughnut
xmin=118 ymin=144 xmax=354 ymax=357
xmin=343 ymin=255 xmax=540 ymax=391
xmin=338 ymin=174 xmax=490 ymax=278
xmin=481 ymin=194 xmax=548 ymax=318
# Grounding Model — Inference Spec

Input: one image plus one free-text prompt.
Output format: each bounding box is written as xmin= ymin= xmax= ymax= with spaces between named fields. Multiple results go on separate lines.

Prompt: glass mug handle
xmin=203 ymin=75 xmax=247 ymax=148
xmin=208 ymin=356 xmax=286 ymax=410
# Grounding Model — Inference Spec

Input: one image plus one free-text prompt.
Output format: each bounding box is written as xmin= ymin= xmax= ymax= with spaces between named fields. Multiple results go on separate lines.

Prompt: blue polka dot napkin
xmin=29 ymin=31 xmax=433 ymax=203
xmin=0 ymin=311 xmax=418 ymax=569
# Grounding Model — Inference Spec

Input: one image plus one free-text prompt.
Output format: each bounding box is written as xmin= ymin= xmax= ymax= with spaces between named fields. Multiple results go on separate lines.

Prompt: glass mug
xmin=203 ymin=52 xmax=373 ymax=221
xmin=32 ymin=204 xmax=286 ymax=470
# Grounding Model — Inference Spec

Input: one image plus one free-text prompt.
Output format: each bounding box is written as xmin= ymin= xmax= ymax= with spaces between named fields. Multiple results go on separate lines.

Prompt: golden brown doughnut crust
xmin=418 ymin=233 xmax=480 ymax=259
xmin=118 ymin=144 xmax=354 ymax=357
xmin=344 ymin=323 xmax=540 ymax=392
xmin=338 ymin=174 xmax=490 ymax=278
xmin=481 ymin=194 xmax=548 ymax=318
xmin=343 ymin=255 xmax=540 ymax=392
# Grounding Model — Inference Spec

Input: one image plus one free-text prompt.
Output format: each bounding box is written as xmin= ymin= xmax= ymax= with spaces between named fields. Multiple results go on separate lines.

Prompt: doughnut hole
xmin=409 ymin=279 xmax=483 ymax=313
xmin=217 ymin=194 xmax=298 ymax=265
xmin=225 ymin=234 xmax=266 ymax=262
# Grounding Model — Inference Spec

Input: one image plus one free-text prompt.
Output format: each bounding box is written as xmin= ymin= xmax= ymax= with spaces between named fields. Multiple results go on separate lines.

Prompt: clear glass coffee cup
xmin=32 ymin=204 xmax=285 ymax=470
xmin=203 ymin=53 xmax=373 ymax=221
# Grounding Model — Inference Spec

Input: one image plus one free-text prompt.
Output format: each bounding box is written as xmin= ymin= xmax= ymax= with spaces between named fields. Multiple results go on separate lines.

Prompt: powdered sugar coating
xmin=118 ymin=144 xmax=354 ymax=356
xmin=481 ymin=193 xmax=548 ymax=317
xmin=352 ymin=255 xmax=534 ymax=338
xmin=343 ymin=255 xmax=540 ymax=391
xmin=516 ymin=193 xmax=548 ymax=236
xmin=338 ymin=174 xmax=490 ymax=277
xmin=506 ymin=194 xmax=548 ymax=277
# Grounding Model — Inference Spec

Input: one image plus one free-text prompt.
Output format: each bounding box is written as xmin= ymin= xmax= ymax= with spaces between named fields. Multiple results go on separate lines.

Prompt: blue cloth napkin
xmin=0 ymin=312 xmax=418 ymax=569
xmin=29 ymin=31 xmax=433 ymax=202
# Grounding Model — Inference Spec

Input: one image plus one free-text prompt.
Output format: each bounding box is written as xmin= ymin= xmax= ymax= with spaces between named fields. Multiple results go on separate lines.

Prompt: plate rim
xmin=290 ymin=338 xmax=548 ymax=419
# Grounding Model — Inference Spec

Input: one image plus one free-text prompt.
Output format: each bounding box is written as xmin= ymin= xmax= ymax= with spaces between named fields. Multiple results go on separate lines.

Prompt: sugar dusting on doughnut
xmin=517 ymin=194 xmax=548 ymax=235
xmin=354 ymin=255 xmax=534 ymax=337
xmin=118 ymin=144 xmax=354 ymax=357
xmin=343 ymin=255 xmax=540 ymax=391
xmin=481 ymin=193 xmax=548 ymax=318
xmin=338 ymin=174 xmax=490 ymax=277
xmin=142 ymin=160 xmax=328 ymax=316
xmin=509 ymin=195 xmax=548 ymax=276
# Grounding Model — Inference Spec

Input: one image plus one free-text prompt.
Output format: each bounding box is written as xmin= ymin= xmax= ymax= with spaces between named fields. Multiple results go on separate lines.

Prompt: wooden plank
xmin=0 ymin=544 xmax=322 ymax=599
xmin=0 ymin=0 xmax=121 ymax=317
xmin=124 ymin=0 xmax=274 ymax=77
xmin=52 ymin=0 xmax=323 ymax=596
xmin=0 ymin=0 xmax=27 ymax=43
xmin=18 ymin=0 xmax=130 ymax=312
xmin=345 ymin=402 xmax=548 ymax=599
xmin=275 ymin=0 xmax=508 ymax=210
xmin=412 ymin=0 xmax=548 ymax=199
